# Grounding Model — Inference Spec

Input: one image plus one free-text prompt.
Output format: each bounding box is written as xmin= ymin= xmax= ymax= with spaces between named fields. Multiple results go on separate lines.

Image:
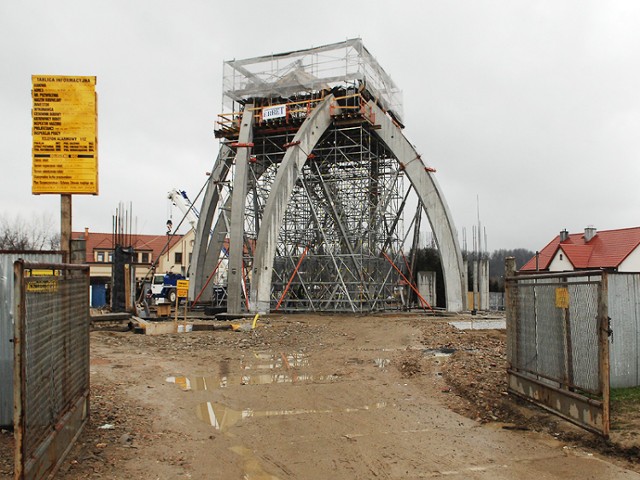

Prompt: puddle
xmin=241 ymin=352 xmax=310 ymax=370
xmin=196 ymin=401 xmax=390 ymax=431
xmin=374 ymin=358 xmax=391 ymax=369
xmin=167 ymin=373 xmax=338 ymax=390
xmin=422 ymin=348 xmax=456 ymax=357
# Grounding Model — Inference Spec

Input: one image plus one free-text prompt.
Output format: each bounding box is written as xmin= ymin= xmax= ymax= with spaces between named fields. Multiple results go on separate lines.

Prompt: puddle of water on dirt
xmin=167 ymin=373 xmax=339 ymax=390
xmin=374 ymin=358 xmax=391 ymax=369
xmin=241 ymin=352 xmax=310 ymax=371
xmin=220 ymin=372 xmax=338 ymax=388
xmin=196 ymin=401 xmax=390 ymax=431
xmin=166 ymin=376 xmax=193 ymax=390
xmin=422 ymin=348 xmax=456 ymax=357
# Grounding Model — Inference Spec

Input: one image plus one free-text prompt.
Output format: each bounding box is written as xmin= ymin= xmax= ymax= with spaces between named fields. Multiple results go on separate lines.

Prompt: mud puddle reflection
xmin=241 ymin=351 xmax=310 ymax=370
xmin=196 ymin=401 xmax=390 ymax=431
xmin=167 ymin=372 xmax=338 ymax=390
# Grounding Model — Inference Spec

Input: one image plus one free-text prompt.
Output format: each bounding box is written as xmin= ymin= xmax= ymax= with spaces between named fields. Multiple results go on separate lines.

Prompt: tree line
xmin=0 ymin=213 xmax=60 ymax=250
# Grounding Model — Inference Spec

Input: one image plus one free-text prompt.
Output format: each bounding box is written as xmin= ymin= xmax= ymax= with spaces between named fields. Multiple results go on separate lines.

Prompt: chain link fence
xmin=13 ymin=260 xmax=90 ymax=479
xmin=506 ymin=270 xmax=609 ymax=436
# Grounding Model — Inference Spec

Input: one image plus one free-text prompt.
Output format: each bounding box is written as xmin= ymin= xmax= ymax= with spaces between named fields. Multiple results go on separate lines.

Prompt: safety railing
xmin=215 ymin=93 xmax=378 ymax=137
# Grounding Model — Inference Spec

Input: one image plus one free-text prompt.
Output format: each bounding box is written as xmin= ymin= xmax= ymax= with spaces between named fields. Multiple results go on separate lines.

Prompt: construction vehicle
xmin=151 ymin=271 xmax=185 ymax=304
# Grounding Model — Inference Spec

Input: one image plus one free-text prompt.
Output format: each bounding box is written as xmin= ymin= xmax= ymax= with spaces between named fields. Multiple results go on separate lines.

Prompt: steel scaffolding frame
xmin=190 ymin=40 xmax=465 ymax=314
xmin=220 ymin=120 xmax=408 ymax=313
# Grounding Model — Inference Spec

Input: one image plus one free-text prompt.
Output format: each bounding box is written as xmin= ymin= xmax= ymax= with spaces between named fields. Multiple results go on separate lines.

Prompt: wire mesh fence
xmin=14 ymin=260 xmax=90 ymax=479
xmin=506 ymin=270 xmax=609 ymax=436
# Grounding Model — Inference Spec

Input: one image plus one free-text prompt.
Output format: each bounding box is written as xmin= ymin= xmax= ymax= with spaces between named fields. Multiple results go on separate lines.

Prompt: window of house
xmin=175 ymin=252 xmax=183 ymax=264
xmin=97 ymin=251 xmax=104 ymax=262
xmin=108 ymin=252 xmax=113 ymax=262
xmin=140 ymin=252 xmax=149 ymax=263
xmin=559 ymin=254 xmax=563 ymax=261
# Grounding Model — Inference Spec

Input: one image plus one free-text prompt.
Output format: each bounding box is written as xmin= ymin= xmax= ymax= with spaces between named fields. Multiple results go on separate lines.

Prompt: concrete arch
xmin=189 ymin=144 xmax=234 ymax=301
xmin=250 ymin=96 xmax=465 ymax=312
xmin=366 ymin=100 xmax=465 ymax=311
xmin=251 ymin=96 xmax=466 ymax=313
xmin=250 ymin=95 xmax=335 ymax=313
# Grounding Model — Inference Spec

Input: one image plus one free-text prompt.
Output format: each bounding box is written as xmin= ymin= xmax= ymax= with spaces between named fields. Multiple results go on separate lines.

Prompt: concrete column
xmin=479 ymin=258 xmax=489 ymax=310
xmin=417 ymin=271 xmax=437 ymax=308
xmin=227 ymin=106 xmax=254 ymax=314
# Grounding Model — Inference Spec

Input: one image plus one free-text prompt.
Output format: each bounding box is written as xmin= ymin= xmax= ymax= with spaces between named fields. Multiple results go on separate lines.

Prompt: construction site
xmin=2 ymin=39 xmax=640 ymax=480
xmin=189 ymin=38 xmax=466 ymax=316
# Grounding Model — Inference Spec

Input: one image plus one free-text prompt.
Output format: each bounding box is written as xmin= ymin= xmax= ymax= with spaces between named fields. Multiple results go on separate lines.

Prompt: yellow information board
xmin=31 ymin=75 xmax=98 ymax=195
xmin=177 ymin=279 xmax=190 ymax=298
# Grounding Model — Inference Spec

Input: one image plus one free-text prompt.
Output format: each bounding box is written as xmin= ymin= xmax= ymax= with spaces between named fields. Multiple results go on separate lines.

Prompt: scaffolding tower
xmin=190 ymin=39 xmax=465 ymax=314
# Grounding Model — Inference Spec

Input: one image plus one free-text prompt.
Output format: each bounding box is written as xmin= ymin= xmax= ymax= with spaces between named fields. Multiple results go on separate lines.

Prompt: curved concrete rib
xmin=251 ymin=94 xmax=465 ymax=313
xmin=250 ymin=95 xmax=335 ymax=313
xmin=367 ymin=100 xmax=465 ymax=311
xmin=189 ymin=144 xmax=234 ymax=301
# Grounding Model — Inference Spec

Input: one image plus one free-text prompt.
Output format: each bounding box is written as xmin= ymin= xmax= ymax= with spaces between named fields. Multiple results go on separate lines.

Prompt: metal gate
xmin=13 ymin=260 xmax=90 ymax=479
xmin=506 ymin=270 xmax=610 ymax=436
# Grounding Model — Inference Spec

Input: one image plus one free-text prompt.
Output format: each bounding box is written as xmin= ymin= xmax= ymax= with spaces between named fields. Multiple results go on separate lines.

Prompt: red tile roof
xmin=72 ymin=230 xmax=183 ymax=265
xmin=521 ymin=227 xmax=640 ymax=271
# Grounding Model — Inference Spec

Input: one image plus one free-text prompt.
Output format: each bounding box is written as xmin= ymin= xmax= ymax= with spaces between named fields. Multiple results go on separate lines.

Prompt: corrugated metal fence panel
xmin=0 ymin=252 xmax=62 ymax=427
xmin=608 ymin=274 xmax=640 ymax=388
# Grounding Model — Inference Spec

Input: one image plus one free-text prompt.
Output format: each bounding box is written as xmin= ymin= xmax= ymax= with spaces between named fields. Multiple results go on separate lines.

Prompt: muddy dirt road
xmin=3 ymin=313 xmax=639 ymax=479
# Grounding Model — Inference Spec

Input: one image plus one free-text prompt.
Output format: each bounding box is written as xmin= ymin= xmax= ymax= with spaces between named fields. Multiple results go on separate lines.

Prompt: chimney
xmin=559 ymin=229 xmax=569 ymax=242
xmin=584 ymin=226 xmax=597 ymax=242
xmin=84 ymin=227 xmax=89 ymax=239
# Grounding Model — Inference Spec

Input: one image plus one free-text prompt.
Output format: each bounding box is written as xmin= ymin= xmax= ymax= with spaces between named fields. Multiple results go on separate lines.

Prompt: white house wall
xmin=619 ymin=246 xmax=640 ymax=272
xmin=548 ymin=249 xmax=575 ymax=272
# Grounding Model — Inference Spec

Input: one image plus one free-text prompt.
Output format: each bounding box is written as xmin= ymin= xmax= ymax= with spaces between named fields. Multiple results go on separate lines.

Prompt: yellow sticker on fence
xmin=555 ymin=287 xmax=569 ymax=309
xmin=26 ymin=279 xmax=59 ymax=293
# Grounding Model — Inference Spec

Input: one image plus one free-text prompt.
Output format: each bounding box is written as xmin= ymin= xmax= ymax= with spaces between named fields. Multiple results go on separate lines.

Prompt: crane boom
xmin=168 ymin=189 xmax=199 ymax=231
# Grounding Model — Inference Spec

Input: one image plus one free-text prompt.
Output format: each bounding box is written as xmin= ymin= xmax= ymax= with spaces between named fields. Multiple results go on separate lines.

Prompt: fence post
xmin=598 ymin=271 xmax=610 ymax=437
xmin=504 ymin=257 xmax=516 ymax=369
xmin=13 ymin=260 xmax=25 ymax=479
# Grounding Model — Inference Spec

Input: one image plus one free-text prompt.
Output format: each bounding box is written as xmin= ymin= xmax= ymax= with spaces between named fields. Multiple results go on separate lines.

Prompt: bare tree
xmin=0 ymin=213 xmax=60 ymax=250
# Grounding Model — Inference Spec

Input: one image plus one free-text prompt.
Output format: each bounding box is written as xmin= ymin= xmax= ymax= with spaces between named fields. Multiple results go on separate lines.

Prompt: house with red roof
xmin=72 ymin=227 xmax=195 ymax=306
xmin=520 ymin=226 xmax=640 ymax=273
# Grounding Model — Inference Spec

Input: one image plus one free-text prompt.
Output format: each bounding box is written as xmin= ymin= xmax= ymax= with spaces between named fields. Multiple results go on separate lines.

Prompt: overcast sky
xmin=2 ymin=1 xmax=639 ymax=251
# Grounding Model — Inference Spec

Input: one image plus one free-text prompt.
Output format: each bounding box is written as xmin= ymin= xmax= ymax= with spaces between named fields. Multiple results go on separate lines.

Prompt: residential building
xmin=72 ymin=228 xmax=195 ymax=306
xmin=521 ymin=226 xmax=640 ymax=273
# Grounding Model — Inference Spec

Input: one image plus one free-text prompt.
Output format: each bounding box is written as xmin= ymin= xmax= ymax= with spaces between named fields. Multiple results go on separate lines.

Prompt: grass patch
xmin=611 ymin=386 xmax=640 ymax=403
